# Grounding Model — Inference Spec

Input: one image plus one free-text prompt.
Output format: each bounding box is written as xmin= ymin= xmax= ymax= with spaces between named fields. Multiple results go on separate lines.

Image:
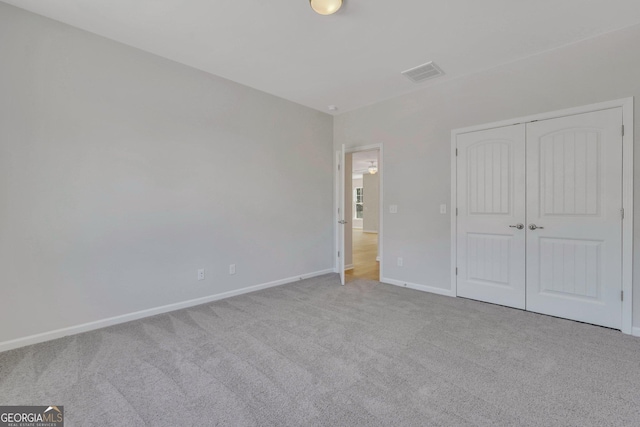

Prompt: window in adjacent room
xmin=354 ymin=187 xmax=363 ymax=219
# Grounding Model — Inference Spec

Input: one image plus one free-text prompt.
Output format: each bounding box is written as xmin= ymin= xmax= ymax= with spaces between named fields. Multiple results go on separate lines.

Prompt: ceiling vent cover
xmin=401 ymin=61 xmax=444 ymax=83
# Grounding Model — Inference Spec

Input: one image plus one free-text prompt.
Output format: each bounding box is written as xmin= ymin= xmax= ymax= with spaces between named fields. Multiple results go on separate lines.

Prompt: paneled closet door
xmin=457 ymin=124 xmax=526 ymax=309
xmin=526 ymin=108 xmax=623 ymax=329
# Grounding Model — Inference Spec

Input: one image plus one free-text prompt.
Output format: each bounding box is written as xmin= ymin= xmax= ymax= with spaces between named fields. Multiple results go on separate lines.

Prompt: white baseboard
xmin=345 ymin=264 xmax=354 ymax=271
xmin=0 ymin=268 xmax=334 ymax=353
xmin=381 ymin=277 xmax=455 ymax=297
xmin=632 ymin=327 xmax=640 ymax=338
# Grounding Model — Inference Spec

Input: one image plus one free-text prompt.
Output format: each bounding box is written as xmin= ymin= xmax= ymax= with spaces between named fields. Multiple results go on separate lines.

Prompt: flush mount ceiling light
xmin=368 ymin=161 xmax=378 ymax=175
xmin=310 ymin=0 xmax=343 ymax=15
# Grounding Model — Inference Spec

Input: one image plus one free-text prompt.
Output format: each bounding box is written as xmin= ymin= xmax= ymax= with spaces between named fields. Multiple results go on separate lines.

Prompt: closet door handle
xmin=528 ymin=224 xmax=544 ymax=230
xmin=509 ymin=224 xmax=524 ymax=230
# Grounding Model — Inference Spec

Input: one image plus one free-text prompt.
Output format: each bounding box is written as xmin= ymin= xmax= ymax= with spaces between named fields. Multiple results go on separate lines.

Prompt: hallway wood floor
xmin=346 ymin=228 xmax=379 ymax=281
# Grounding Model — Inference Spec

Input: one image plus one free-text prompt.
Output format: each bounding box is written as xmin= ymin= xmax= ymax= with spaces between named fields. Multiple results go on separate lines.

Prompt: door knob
xmin=509 ymin=224 xmax=524 ymax=230
xmin=338 ymin=220 xmax=348 ymax=224
xmin=528 ymin=224 xmax=544 ymax=230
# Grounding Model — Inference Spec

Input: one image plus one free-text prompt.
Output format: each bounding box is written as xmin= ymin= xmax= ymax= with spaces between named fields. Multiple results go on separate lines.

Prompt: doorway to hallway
xmin=344 ymin=149 xmax=380 ymax=282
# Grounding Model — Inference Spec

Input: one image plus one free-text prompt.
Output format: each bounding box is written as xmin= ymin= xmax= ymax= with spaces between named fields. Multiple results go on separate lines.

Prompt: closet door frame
xmin=450 ymin=97 xmax=634 ymax=335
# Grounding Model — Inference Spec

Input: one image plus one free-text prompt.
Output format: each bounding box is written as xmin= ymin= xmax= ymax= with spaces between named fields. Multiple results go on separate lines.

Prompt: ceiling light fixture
xmin=368 ymin=161 xmax=378 ymax=175
xmin=310 ymin=0 xmax=343 ymax=15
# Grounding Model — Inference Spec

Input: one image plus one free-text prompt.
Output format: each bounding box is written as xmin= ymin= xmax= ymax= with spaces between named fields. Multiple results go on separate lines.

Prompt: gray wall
xmin=335 ymin=23 xmax=640 ymax=328
xmin=362 ymin=173 xmax=379 ymax=233
xmin=0 ymin=3 xmax=333 ymax=344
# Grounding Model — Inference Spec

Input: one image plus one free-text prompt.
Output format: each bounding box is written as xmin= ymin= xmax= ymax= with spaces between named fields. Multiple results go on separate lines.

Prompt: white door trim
xmin=451 ymin=97 xmax=634 ymax=334
xmin=621 ymin=98 xmax=634 ymax=334
xmin=335 ymin=143 xmax=384 ymax=281
xmin=334 ymin=149 xmax=345 ymax=283
xmin=339 ymin=144 xmax=346 ymax=284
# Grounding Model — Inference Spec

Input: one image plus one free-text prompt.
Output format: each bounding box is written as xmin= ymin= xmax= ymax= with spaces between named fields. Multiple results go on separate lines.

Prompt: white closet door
xmin=526 ymin=108 xmax=623 ymax=329
xmin=457 ymin=124 xmax=526 ymax=309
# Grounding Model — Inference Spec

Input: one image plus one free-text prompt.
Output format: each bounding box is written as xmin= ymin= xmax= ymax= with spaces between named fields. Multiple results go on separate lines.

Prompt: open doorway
xmin=345 ymin=149 xmax=380 ymax=282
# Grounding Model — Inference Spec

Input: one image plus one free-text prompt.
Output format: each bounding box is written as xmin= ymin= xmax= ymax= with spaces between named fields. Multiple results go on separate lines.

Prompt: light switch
xmin=440 ymin=204 xmax=447 ymax=214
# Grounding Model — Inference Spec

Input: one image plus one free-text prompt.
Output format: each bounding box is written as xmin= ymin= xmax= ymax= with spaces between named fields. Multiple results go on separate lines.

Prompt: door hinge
xmin=621 ymin=290 xmax=624 ymax=301
xmin=455 ymin=148 xmax=458 ymax=156
xmin=621 ymin=208 xmax=624 ymax=219
xmin=622 ymin=125 xmax=625 ymax=137
xmin=455 ymin=267 xmax=458 ymax=275
xmin=338 ymin=251 xmax=340 ymax=258
xmin=456 ymin=208 xmax=458 ymax=216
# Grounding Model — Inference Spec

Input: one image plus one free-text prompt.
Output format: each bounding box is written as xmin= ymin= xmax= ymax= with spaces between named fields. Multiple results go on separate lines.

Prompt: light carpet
xmin=1 ymin=273 xmax=640 ymax=426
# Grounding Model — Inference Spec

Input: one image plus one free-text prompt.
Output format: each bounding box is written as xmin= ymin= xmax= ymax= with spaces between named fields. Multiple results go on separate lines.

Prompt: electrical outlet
xmin=229 ymin=264 xmax=236 ymax=275
xmin=198 ymin=269 xmax=205 ymax=281
xmin=397 ymin=257 xmax=403 ymax=267
xmin=389 ymin=205 xmax=398 ymax=214
xmin=440 ymin=204 xmax=447 ymax=214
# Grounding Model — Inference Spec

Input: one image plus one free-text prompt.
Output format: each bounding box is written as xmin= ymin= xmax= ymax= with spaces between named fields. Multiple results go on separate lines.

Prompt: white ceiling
xmin=352 ymin=150 xmax=378 ymax=177
xmin=5 ymin=0 xmax=640 ymax=114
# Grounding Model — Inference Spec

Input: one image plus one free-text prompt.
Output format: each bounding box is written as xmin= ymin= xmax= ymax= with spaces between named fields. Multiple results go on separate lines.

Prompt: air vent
xmin=401 ymin=61 xmax=444 ymax=83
